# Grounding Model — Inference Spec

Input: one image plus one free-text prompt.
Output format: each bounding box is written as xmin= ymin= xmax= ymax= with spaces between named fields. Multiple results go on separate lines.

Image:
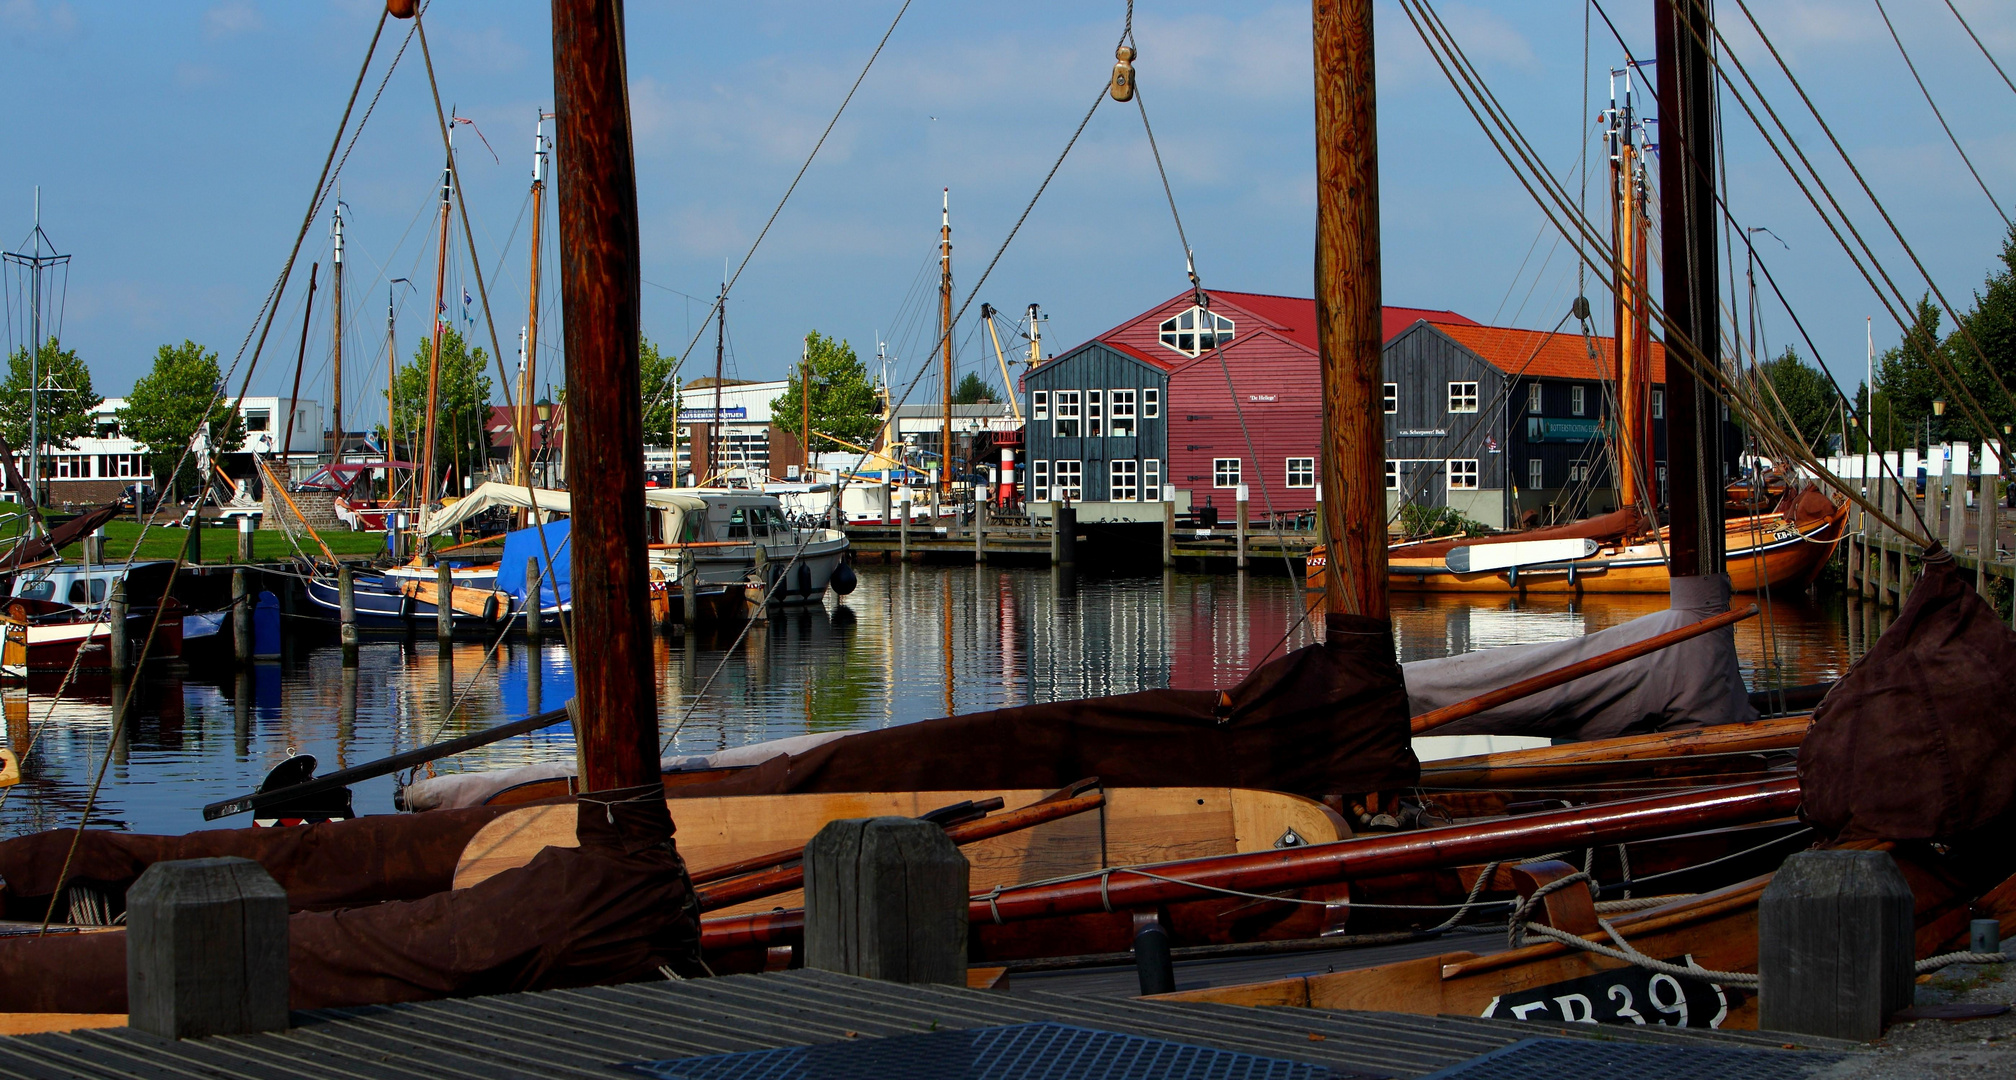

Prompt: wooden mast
xmin=1611 ymin=69 xmax=1650 ymax=517
xmin=422 ymin=147 xmax=452 ymax=514
xmin=939 ymin=188 xmax=953 ymax=494
xmin=331 ymin=200 xmax=345 ymax=462
xmin=1312 ymin=0 xmax=1387 ymax=620
xmin=516 ymin=113 xmax=549 ymax=495
xmin=551 ymin=0 xmax=659 ymax=794
xmin=1655 ymin=0 xmax=1723 ymax=576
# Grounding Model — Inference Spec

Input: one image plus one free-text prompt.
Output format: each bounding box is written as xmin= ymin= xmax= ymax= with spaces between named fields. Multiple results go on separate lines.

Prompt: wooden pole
xmin=422 ymin=152 xmax=451 ymax=512
xmin=1655 ymin=0 xmax=1724 ymax=576
xmin=436 ymin=560 xmax=454 ymax=643
xmin=804 ymin=817 xmax=968 ymax=985
xmin=525 ymin=555 xmax=544 ymax=644
xmin=516 ymin=114 xmax=547 ymax=499
xmin=108 ymin=581 xmax=130 ymax=674
xmin=126 ymin=857 xmax=290 ymax=1038
xmin=232 ymin=569 xmax=252 ymax=663
xmin=681 ymin=549 xmax=700 ymax=628
xmin=338 ymin=563 xmax=358 ymax=666
xmin=332 ymin=207 xmax=345 ymax=461
xmin=1162 ymin=495 xmax=1175 ymax=568
xmin=1758 ymin=850 xmax=1915 ymax=1040
xmin=939 ymin=189 xmax=954 ymax=497
xmin=1312 ymin=0 xmax=1387 ymax=619
xmin=1235 ymin=493 xmax=1249 ymax=570
xmin=973 ymin=496 xmax=985 ymax=565
xmin=553 ymin=0 xmax=660 ymax=795
xmin=1947 ymin=442 xmax=1968 ymax=555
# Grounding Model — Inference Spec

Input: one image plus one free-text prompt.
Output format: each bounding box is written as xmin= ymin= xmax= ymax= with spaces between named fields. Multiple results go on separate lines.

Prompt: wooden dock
xmin=0 ymin=969 xmax=1853 ymax=1079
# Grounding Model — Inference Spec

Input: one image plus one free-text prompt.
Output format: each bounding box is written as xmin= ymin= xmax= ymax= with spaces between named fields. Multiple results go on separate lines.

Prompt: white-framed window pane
xmin=1447 ymin=458 xmax=1479 ymax=491
xmin=1447 ymin=382 xmax=1479 ymax=413
xmin=1032 ymin=459 xmax=1050 ymax=502
xmin=1054 ymin=459 xmax=1082 ymax=501
xmin=1033 ymin=390 xmax=1048 ymax=420
xmin=1383 ymin=383 xmax=1398 ymax=414
xmin=1143 ymin=459 xmax=1162 ymax=502
xmin=1053 ymin=390 xmax=1080 ymax=437
xmin=1385 ymin=461 xmax=1398 ymax=490
xmin=1110 ymin=389 xmax=1136 ymax=437
xmin=1527 ymin=383 xmax=1542 ymax=414
xmin=1528 ymin=457 xmax=1544 ymax=489
xmin=1571 ymin=385 xmax=1586 ymax=416
xmin=1110 ymin=458 xmax=1138 ymax=502
xmin=1213 ymin=458 xmax=1241 ymax=488
xmin=1159 ymin=305 xmax=1235 ymax=357
xmin=1143 ymin=388 xmax=1159 ymax=418
xmin=1285 ymin=457 xmax=1316 ymax=488
xmin=1651 ymin=388 xmax=1664 ymax=419
xmin=1087 ymin=390 xmax=1103 ymax=437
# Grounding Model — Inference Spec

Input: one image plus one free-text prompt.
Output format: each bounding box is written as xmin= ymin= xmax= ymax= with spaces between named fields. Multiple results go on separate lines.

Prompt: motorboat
xmin=645 ymin=487 xmax=853 ymax=606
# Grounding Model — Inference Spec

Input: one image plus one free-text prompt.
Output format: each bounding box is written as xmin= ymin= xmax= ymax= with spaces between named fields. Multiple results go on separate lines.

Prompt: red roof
xmin=1429 ymin=322 xmax=1667 ymax=383
xmin=1090 ymin=290 xmax=1477 ymax=362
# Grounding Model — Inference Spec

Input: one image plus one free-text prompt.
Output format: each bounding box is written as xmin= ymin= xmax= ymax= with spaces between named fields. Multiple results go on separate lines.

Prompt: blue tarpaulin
xmin=497 ymin=521 xmax=572 ymax=609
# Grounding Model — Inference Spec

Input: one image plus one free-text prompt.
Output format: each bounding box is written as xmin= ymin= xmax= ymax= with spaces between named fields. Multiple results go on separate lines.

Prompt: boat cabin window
xmin=16 ymin=580 xmax=54 ymax=601
xmin=68 ymin=579 xmax=107 ymax=604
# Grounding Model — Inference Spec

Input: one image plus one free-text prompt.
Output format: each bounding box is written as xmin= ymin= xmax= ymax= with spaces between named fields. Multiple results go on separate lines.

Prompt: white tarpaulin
xmin=420 ymin=483 xmax=572 ymax=536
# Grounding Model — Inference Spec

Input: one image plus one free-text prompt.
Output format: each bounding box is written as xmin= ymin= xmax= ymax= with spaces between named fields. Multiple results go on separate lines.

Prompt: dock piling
xmin=1947 ymin=443 xmax=1969 ymax=555
xmin=436 ymin=561 xmax=453 ymax=643
xmin=525 ymin=557 xmax=544 ymax=645
xmin=899 ymin=491 xmax=910 ymax=562
xmin=338 ymin=564 xmax=358 ymax=666
xmin=1235 ymin=491 xmax=1249 ymax=570
xmin=108 ymin=581 xmax=131 ymax=674
xmin=126 ymin=857 xmax=289 ymax=1039
xmin=974 ymin=499 xmax=986 ymax=565
xmin=751 ymin=545 xmax=770 ymax=621
xmin=1162 ymin=497 xmax=1175 ymax=568
xmin=681 ymin=549 xmax=700 ymax=628
xmin=232 ymin=570 xmax=252 ymax=663
xmin=1057 ymin=503 xmax=1077 ymax=567
xmin=1758 ymin=848 xmax=1914 ymax=1041
xmin=805 ymin=817 xmax=968 ymax=985
xmin=183 ymin=509 xmax=202 ymax=565
xmin=236 ymin=514 xmax=255 ymax=563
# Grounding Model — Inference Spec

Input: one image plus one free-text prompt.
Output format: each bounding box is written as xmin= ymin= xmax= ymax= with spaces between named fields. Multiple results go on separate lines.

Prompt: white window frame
xmin=1032 ymin=390 xmax=1048 ymax=420
xmin=1569 ymin=462 xmax=1590 ymax=483
xmin=1142 ymin=458 xmax=1162 ymax=502
xmin=1651 ymin=388 xmax=1664 ymax=419
xmin=1087 ymin=389 xmax=1104 ymax=438
xmin=1110 ymin=458 xmax=1139 ymax=502
xmin=1285 ymin=457 xmax=1316 ymax=489
xmin=1528 ymin=457 xmax=1544 ymax=490
xmin=1053 ymin=390 xmax=1081 ymax=437
xmin=1213 ymin=457 xmax=1242 ymax=489
xmin=1383 ymin=383 xmax=1398 ymax=414
xmin=1571 ymin=385 xmax=1587 ymax=416
xmin=1157 ymin=305 xmax=1236 ymax=357
xmin=1031 ymin=459 xmax=1050 ymax=502
xmin=1142 ymin=388 xmax=1160 ymax=418
xmin=1385 ymin=461 xmax=1399 ymax=490
xmin=1053 ymin=459 xmax=1083 ymax=502
xmin=1527 ymin=382 xmax=1542 ymax=414
xmin=1447 ymin=458 xmax=1479 ymax=491
xmin=1448 ymin=382 xmax=1479 ymax=413
xmin=1109 ymin=389 xmax=1136 ymax=437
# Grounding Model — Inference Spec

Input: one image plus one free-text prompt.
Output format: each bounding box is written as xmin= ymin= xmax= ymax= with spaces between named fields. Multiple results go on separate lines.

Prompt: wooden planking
xmin=0 ymin=1014 xmax=126 ymax=1036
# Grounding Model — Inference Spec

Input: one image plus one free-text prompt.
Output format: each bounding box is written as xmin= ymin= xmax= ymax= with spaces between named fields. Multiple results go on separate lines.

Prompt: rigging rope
xmin=1870 ymin=0 xmax=2007 ymax=227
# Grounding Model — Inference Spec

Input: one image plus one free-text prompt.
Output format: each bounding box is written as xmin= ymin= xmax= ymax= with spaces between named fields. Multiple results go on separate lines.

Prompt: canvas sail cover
xmin=1801 ymin=552 xmax=2016 ymax=841
xmin=420 ymin=483 xmax=572 ymax=536
xmin=1400 ymin=573 xmax=1757 ymax=740
xmin=498 ymin=520 xmax=572 ymax=608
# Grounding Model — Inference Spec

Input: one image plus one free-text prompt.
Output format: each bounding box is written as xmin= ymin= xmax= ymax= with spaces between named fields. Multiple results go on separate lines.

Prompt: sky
xmin=3 ymin=0 xmax=2014 ymax=427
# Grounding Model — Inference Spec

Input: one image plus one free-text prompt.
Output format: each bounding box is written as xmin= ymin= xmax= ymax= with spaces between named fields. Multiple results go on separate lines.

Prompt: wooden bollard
xmin=108 ymin=581 xmax=131 ymax=674
xmin=898 ymin=492 xmax=910 ymax=562
xmin=236 ymin=514 xmax=255 ymax=564
xmin=1235 ymin=494 xmax=1249 ymax=570
xmin=524 ymin=557 xmax=544 ymax=644
xmin=183 ymin=508 xmax=202 ymax=565
xmin=126 ymin=857 xmax=289 ymax=1039
xmin=232 ymin=569 xmax=252 ymax=663
xmin=338 ymin=564 xmax=359 ymax=665
xmin=1947 ymin=443 xmax=1969 ymax=554
xmin=1758 ymin=849 xmax=1915 ymax=1041
xmin=974 ymin=499 xmax=986 ymax=565
xmin=1056 ymin=504 xmax=1077 ymax=566
xmin=1050 ymin=500 xmax=1063 ymax=566
xmin=682 ymin=550 xmax=700 ymax=628
xmin=804 ymin=817 xmax=968 ymax=985
xmin=436 ymin=560 xmax=454 ymax=643
xmin=1162 ymin=496 xmax=1176 ymax=568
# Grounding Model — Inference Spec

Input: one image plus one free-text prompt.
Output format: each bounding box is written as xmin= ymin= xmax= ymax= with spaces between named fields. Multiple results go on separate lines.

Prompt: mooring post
xmin=804 ymin=817 xmax=968 ymax=985
xmin=108 ymin=581 xmax=131 ymax=674
xmin=1979 ymin=462 xmax=1998 ymax=599
xmin=973 ymin=497 xmax=986 ymax=565
xmin=236 ymin=514 xmax=254 ymax=564
xmin=1876 ymin=476 xmax=1893 ymax=604
xmin=1162 ymin=495 xmax=1175 ymax=568
xmin=1235 ymin=487 xmax=1250 ymax=571
xmin=1948 ymin=442 xmax=1969 ymax=555
xmin=898 ymin=490 xmax=910 ymax=563
xmin=1049 ymin=501 xmax=1063 ymax=566
xmin=436 ymin=560 xmax=454 ymax=643
xmin=338 ymin=563 xmax=358 ymax=666
xmin=681 ymin=549 xmax=700 ymax=628
xmin=126 ymin=857 xmax=289 ymax=1039
xmin=1758 ymin=848 xmax=1915 ymax=1041
xmin=525 ymin=556 xmax=544 ymax=645
xmin=1057 ymin=503 xmax=1077 ymax=567
xmin=183 ymin=507 xmax=202 ymax=565
xmin=232 ymin=569 xmax=252 ymax=663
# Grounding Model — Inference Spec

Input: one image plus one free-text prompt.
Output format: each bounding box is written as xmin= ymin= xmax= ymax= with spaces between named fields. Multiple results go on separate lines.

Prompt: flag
xmin=463 ymin=288 xmax=473 ymax=307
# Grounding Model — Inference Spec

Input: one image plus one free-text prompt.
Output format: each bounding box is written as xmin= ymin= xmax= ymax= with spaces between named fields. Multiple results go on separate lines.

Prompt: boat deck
xmin=0 ymin=968 xmax=1856 ymax=1079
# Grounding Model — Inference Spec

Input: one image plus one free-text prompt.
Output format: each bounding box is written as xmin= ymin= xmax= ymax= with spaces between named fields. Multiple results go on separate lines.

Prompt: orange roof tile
xmin=1429 ymin=321 xmax=1666 ymax=383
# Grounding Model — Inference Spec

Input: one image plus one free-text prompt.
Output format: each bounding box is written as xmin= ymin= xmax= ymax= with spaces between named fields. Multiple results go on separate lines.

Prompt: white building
xmin=675 ymin=378 xmax=789 ymax=482
xmin=20 ymin=395 xmax=323 ymax=507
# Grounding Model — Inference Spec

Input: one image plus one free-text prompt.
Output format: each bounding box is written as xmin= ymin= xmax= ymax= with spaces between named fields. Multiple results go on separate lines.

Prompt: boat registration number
xmin=1480 ymin=955 xmax=1735 ymax=1029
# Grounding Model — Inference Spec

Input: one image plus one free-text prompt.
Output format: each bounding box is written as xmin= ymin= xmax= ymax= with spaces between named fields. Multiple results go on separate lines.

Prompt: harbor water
xmin=0 ymin=565 xmax=1866 ymax=838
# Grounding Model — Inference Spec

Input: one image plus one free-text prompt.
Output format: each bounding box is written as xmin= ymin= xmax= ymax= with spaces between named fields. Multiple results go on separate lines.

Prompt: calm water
xmin=0 ymin=565 xmax=1869 ymax=838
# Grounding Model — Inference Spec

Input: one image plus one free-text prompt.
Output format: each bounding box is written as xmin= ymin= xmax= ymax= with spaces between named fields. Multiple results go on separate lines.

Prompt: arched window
xmin=1158 ymin=306 xmax=1234 ymax=356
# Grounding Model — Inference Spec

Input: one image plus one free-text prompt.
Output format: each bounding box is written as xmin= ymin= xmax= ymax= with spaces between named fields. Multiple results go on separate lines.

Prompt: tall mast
xmin=551 ymin=0 xmax=659 ymax=795
xmin=712 ymin=279 xmax=724 ymax=480
xmin=1312 ymin=0 xmax=1387 ymax=619
xmin=1027 ymin=303 xmax=1041 ymax=367
xmin=331 ymin=197 xmax=346 ymax=461
xmin=387 ymin=282 xmax=400 ymax=499
xmin=939 ymin=188 xmax=953 ymax=492
xmin=1656 ymin=0 xmax=1724 ymax=576
xmin=28 ymin=188 xmax=40 ymax=510
xmin=422 ymin=142 xmax=453 ymax=513
xmin=800 ymin=335 xmax=811 ymax=474
xmin=517 ymin=112 xmax=549 ymax=494
xmin=1610 ymin=67 xmax=1651 ymax=517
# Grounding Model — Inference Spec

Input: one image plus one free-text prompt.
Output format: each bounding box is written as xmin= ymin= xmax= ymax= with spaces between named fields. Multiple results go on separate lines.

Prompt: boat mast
xmin=939 ymin=188 xmax=953 ymax=493
xmin=331 ymin=197 xmax=346 ymax=463
xmin=712 ymin=278 xmax=724 ymax=481
xmin=1026 ymin=303 xmax=1042 ymax=368
xmin=1610 ymin=67 xmax=1651 ymax=518
xmin=517 ymin=113 xmax=549 ymax=496
xmin=551 ymin=0 xmax=660 ymax=794
xmin=422 ymin=137 xmax=453 ymax=514
xmin=1312 ymin=0 xmax=1387 ymax=619
xmin=1655 ymin=0 xmax=1724 ymax=576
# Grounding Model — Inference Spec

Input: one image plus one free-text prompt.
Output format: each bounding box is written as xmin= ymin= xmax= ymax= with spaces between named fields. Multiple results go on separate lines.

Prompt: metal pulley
xmin=1110 ymin=45 xmax=1136 ymax=102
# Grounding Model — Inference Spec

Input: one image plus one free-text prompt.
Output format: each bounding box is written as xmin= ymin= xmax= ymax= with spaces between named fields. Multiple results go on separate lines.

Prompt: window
xmin=1528 ymin=458 xmax=1544 ymax=490
xmin=95 ymin=420 xmax=119 ymax=439
xmin=1157 ymin=305 xmax=1236 ymax=356
xmin=1031 ymin=460 xmax=1050 ymax=502
xmin=1213 ymin=458 xmax=1242 ymax=488
xmin=1385 ymin=461 xmax=1399 ymax=490
xmin=1053 ymin=459 xmax=1083 ymax=501
xmin=246 ymin=410 xmax=271 ymax=432
xmin=1110 ymin=459 xmax=1139 ymax=501
xmin=1383 ymin=383 xmax=1398 ymax=414
xmin=1448 ymin=382 xmax=1479 ymax=413
xmin=1087 ymin=390 xmax=1104 ymax=437
xmin=1527 ymin=383 xmax=1543 ymax=414
xmin=1053 ymin=391 xmax=1081 ymax=437
xmin=55 ymin=456 xmax=87 ymax=479
xmin=1032 ymin=390 xmax=1049 ymax=420
xmin=1286 ymin=457 xmax=1316 ymax=488
xmin=1651 ymin=388 xmax=1664 ymax=419
xmin=1447 ymin=459 xmax=1479 ymax=491
xmin=1142 ymin=388 xmax=1160 ymax=418
xmin=1571 ymin=385 xmax=1586 ymax=416
xmin=1569 ymin=463 xmax=1590 ymax=483
xmin=1143 ymin=459 xmax=1162 ymax=502
xmin=1110 ymin=390 xmax=1136 ymax=437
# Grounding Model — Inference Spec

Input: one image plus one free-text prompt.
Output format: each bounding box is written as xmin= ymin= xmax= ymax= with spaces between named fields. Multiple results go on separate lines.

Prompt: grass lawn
xmin=1 ymin=515 xmax=388 ymax=565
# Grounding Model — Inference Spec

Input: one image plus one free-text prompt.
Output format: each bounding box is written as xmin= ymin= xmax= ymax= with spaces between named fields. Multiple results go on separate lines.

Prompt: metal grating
xmin=1413 ymin=1037 xmax=1848 ymax=1080
xmin=622 ymin=1021 xmax=1337 ymax=1080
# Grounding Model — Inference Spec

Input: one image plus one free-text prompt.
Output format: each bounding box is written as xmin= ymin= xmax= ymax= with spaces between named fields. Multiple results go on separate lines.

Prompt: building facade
xmin=1019 ymin=342 xmax=1169 ymax=507
xmin=15 ymin=395 xmax=323 ymax=508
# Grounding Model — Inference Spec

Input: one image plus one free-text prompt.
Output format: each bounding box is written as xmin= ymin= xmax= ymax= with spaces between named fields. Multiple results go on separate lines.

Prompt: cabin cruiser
xmin=647 ymin=488 xmax=852 ymax=605
xmin=3 ymin=560 xmax=187 ymax=675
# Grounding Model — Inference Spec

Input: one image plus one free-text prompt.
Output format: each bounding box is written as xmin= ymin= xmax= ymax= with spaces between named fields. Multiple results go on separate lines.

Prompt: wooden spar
xmin=332 ymin=204 xmax=344 ymax=456
xmin=1419 ymin=712 xmax=1812 ymax=788
xmin=1655 ymin=0 xmax=1723 ymax=575
xmin=1313 ymin=0 xmax=1386 ymax=619
xmin=1410 ymin=603 xmax=1760 ymax=734
xmin=551 ymin=0 xmax=659 ymax=795
xmin=282 ymin=263 xmax=319 ymax=462
xmin=515 ymin=113 xmax=548 ymax=500
xmin=1612 ymin=76 xmax=1650 ymax=516
xmin=939 ymin=188 xmax=953 ymax=493
xmin=698 ymin=777 xmax=1803 ymax=949
xmin=696 ymin=793 xmax=1106 ymax=912
xmin=422 ymin=149 xmax=451 ymax=513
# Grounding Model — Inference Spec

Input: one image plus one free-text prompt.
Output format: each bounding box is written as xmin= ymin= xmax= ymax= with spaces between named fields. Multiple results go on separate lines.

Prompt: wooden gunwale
xmin=1418 ymin=715 xmax=1812 ymax=788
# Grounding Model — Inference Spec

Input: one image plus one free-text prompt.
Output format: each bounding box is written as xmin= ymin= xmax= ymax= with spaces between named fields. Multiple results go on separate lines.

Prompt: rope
xmin=1942 ymin=0 xmax=2016 ymax=101
xmin=1870 ymin=0 xmax=2006 ymax=227
xmin=1507 ymin=870 xmax=1592 ymax=948
xmin=1522 ymin=919 xmax=1759 ymax=987
xmin=1918 ymin=951 xmax=2011 ymax=973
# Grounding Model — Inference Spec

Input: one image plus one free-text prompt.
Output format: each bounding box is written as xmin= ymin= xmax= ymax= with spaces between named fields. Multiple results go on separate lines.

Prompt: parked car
xmin=116 ymin=484 xmax=162 ymax=513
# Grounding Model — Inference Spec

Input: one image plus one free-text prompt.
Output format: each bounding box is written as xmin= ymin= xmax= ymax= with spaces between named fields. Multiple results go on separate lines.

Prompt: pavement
xmin=1818 ymin=961 xmax=2015 ymax=1078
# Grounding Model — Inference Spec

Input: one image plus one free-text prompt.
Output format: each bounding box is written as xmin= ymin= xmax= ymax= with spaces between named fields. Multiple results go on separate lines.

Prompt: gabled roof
xmin=1428 ymin=322 xmax=1668 ymax=383
xmin=1089 ymin=289 xmax=1479 ymax=363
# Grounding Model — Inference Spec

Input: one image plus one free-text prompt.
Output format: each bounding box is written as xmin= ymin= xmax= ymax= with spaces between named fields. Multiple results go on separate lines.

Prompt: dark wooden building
xmin=1021 ymin=341 xmax=1169 ymax=508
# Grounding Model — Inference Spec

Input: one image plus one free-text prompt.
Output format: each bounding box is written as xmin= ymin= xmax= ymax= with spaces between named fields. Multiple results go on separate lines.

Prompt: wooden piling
xmin=898 ymin=491 xmax=910 ymax=562
xmin=804 ymin=817 xmax=968 ymax=985
xmin=1758 ymin=849 xmax=1915 ymax=1041
xmin=108 ymin=581 xmax=131 ymax=674
xmin=1876 ymin=477 xmax=1894 ymax=605
xmin=1049 ymin=501 xmax=1063 ymax=566
xmin=436 ymin=560 xmax=454 ymax=643
xmin=126 ymin=857 xmax=289 ymax=1039
xmin=1979 ymin=466 xmax=1998 ymax=600
xmin=1947 ymin=443 xmax=1968 ymax=555
xmin=1162 ymin=497 xmax=1175 ymax=568
xmin=751 ymin=545 xmax=770 ymax=622
xmin=1057 ymin=504 xmax=1076 ymax=567
xmin=525 ymin=556 xmax=544 ymax=644
xmin=183 ymin=508 xmax=202 ymax=565
xmin=236 ymin=514 xmax=254 ymax=564
xmin=973 ymin=499 xmax=986 ymax=565
xmin=682 ymin=550 xmax=700 ymax=628
xmin=232 ymin=569 xmax=252 ymax=663
xmin=338 ymin=564 xmax=358 ymax=666
xmin=1235 ymin=496 xmax=1249 ymax=570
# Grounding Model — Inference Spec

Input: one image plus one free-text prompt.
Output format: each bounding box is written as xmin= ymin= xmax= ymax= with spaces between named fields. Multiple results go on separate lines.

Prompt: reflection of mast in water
xmin=942 ymin=574 xmax=954 ymax=717
xmin=338 ymin=665 xmax=356 ymax=771
xmin=996 ymin=569 xmax=1020 ymax=706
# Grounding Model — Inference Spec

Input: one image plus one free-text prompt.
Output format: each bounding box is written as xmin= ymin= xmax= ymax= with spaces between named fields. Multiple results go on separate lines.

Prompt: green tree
xmin=768 ymin=331 xmax=881 ymax=454
xmin=1753 ymin=347 xmax=1837 ymax=455
xmin=1876 ymin=296 xmax=1949 ymax=445
xmin=118 ymin=340 xmax=244 ymax=498
xmin=1951 ymin=222 xmax=2016 ymax=434
xmin=0 ymin=339 xmax=97 ymax=456
xmin=951 ymin=371 xmax=996 ymax=405
xmin=389 ymin=328 xmax=493 ymax=497
xmin=640 ymin=334 xmax=679 ymax=447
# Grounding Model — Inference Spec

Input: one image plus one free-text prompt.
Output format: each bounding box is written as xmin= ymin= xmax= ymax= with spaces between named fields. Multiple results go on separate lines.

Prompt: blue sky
xmin=4 ymin=0 xmax=2014 ymax=425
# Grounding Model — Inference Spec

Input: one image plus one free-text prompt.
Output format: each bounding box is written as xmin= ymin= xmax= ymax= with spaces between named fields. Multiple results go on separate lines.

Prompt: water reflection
xmin=0 ymin=565 xmax=1857 ymax=837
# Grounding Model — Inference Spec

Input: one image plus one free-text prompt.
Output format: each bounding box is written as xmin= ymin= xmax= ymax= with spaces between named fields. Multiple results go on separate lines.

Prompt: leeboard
xmin=1445 ymin=538 xmax=1599 ymax=574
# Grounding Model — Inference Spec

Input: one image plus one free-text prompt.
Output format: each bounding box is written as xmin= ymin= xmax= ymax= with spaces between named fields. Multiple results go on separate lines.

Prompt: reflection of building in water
xmin=1025 ymin=574 xmax=1171 ymax=702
